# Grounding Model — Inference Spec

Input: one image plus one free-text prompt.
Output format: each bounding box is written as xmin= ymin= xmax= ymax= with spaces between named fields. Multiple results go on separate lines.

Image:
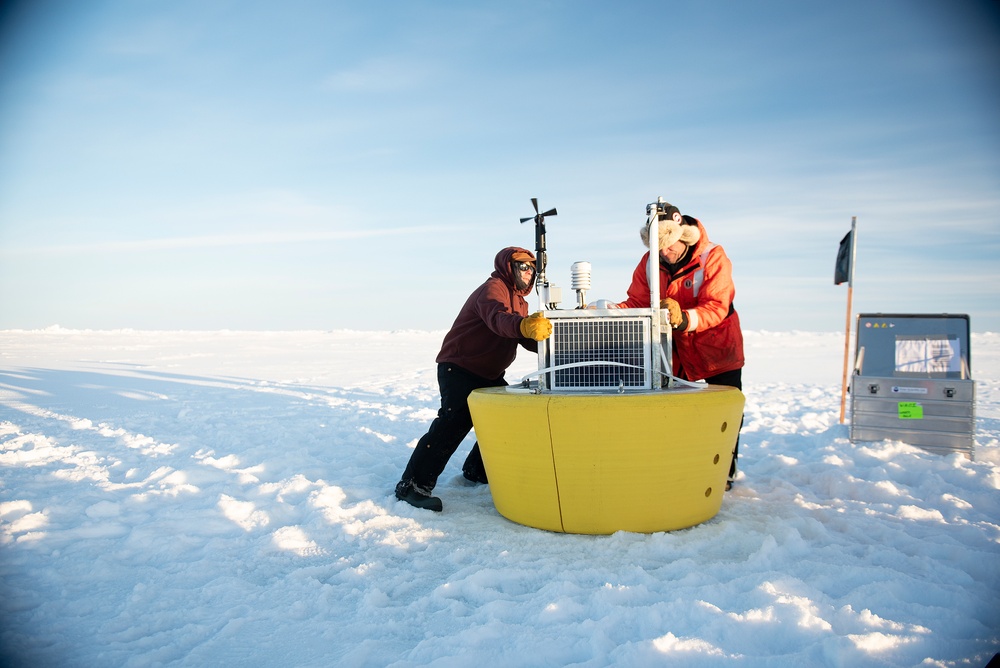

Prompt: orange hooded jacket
xmin=617 ymin=218 xmax=745 ymax=381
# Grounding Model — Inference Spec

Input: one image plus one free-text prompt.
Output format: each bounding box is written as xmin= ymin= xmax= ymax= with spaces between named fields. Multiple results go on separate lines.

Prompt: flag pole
xmin=839 ymin=216 xmax=858 ymax=424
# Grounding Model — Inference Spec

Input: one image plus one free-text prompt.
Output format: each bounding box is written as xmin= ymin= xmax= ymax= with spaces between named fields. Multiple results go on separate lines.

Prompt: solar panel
xmin=545 ymin=315 xmax=653 ymax=391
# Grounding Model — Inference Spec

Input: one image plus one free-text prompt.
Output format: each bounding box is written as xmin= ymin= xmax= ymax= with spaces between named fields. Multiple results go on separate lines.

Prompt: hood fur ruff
xmin=640 ymin=216 xmax=701 ymax=250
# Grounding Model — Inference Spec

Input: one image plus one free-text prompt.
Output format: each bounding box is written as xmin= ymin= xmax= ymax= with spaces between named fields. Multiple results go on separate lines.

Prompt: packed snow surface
xmin=1 ymin=328 xmax=998 ymax=667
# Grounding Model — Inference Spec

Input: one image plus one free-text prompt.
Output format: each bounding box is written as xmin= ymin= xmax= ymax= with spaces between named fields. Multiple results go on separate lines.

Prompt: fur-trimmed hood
xmin=640 ymin=214 xmax=702 ymax=250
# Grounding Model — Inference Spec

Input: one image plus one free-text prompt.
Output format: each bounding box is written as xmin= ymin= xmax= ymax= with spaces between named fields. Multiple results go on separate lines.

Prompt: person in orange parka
xmin=614 ymin=201 xmax=745 ymax=489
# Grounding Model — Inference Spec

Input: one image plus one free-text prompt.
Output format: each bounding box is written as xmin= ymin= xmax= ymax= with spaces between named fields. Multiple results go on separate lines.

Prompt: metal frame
xmin=537 ymin=309 xmax=655 ymax=391
xmin=849 ymin=313 xmax=975 ymax=457
xmin=523 ymin=196 xmax=688 ymax=394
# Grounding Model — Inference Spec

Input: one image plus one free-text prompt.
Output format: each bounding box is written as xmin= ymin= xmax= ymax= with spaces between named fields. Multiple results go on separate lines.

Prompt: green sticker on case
xmin=898 ymin=402 xmax=923 ymax=419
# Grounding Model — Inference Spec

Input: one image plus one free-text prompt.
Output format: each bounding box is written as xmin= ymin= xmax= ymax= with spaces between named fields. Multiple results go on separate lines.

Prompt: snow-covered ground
xmin=1 ymin=328 xmax=998 ymax=667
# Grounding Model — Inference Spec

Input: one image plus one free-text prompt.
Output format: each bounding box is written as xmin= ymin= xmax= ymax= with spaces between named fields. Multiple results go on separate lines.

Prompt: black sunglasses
xmin=514 ymin=261 xmax=535 ymax=273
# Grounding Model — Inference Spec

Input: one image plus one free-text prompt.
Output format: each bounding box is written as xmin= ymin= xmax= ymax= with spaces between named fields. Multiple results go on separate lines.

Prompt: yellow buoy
xmin=468 ymin=385 xmax=745 ymax=534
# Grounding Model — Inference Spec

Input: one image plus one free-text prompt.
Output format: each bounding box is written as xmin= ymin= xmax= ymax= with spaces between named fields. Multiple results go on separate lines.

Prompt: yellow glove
xmin=659 ymin=298 xmax=685 ymax=329
xmin=519 ymin=312 xmax=553 ymax=341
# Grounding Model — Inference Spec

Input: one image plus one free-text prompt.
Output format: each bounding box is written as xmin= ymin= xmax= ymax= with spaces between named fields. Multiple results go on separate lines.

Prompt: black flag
xmin=834 ymin=230 xmax=852 ymax=285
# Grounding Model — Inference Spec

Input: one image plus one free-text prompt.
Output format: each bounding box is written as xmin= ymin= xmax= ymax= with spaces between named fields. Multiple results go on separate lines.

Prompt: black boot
xmin=395 ymin=479 xmax=443 ymax=512
xmin=461 ymin=443 xmax=489 ymax=484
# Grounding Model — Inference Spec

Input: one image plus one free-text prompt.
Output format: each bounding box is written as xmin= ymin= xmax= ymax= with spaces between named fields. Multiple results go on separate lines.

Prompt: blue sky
xmin=1 ymin=0 xmax=998 ymax=333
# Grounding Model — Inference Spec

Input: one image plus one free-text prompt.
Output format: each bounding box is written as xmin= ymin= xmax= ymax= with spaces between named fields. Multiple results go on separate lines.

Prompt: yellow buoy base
xmin=468 ymin=385 xmax=745 ymax=534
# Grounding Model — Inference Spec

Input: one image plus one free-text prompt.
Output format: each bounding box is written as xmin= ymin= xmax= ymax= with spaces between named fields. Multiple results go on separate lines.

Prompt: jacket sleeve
xmin=476 ymin=279 xmax=528 ymax=339
xmin=683 ymin=246 xmax=735 ymax=333
xmin=616 ymin=254 xmax=653 ymax=309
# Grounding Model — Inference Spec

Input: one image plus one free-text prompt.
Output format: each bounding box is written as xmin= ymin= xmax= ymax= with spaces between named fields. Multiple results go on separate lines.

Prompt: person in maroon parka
xmin=394 ymin=246 xmax=552 ymax=511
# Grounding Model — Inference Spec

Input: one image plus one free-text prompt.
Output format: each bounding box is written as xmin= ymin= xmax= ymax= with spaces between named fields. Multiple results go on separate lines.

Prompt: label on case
xmin=892 ymin=386 xmax=927 ymax=395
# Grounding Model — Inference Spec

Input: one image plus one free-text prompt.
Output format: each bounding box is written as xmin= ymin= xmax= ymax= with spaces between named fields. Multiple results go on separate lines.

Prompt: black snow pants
xmin=705 ymin=368 xmax=743 ymax=480
xmin=399 ymin=363 xmax=506 ymax=491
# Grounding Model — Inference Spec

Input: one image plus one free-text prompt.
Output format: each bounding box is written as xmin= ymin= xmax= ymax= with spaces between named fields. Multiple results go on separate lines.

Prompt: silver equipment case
xmin=849 ymin=313 xmax=975 ymax=457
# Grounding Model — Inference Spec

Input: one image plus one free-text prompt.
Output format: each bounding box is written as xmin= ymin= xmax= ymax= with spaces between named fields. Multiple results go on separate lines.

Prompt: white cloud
xmin=3 ymin=225 xmax=453 ymax=256
xmin=323 ymin=56 xmax=438 ymax=93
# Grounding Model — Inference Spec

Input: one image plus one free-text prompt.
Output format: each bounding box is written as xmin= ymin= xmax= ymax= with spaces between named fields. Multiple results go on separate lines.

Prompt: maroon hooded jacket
xmin=435 ymin=246 xmax=538 ymax=380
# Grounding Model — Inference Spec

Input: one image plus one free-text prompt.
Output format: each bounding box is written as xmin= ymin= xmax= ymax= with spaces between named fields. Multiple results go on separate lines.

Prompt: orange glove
xmin=660 ymin=298 xmax=685 ymax=329
xmin=519 ymin=312 xmax=553 ymax=341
